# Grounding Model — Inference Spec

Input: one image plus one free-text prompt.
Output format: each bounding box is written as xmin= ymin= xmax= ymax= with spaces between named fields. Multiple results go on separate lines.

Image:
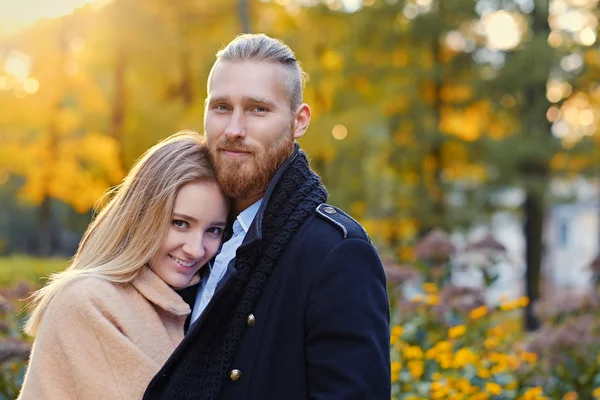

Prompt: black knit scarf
xmin=157 ymin=146 xmax=328 ymax=399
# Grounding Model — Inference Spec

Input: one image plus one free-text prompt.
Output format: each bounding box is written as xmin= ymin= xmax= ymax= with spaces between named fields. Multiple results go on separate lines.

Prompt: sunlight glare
xmin=3 ymin=50 xmax=31 ymax=81
xmin=332 ymin=124 xmax=348 ymax=140
xmin=577 ymin=28 xmax=597 ymax=46
xmin=0 ymin=0 xmax=109 ymax=33
xmin=482 ymin=11 xmax=521 ymax=51
xmin=23 ymin=77 xmax=39 ymax=94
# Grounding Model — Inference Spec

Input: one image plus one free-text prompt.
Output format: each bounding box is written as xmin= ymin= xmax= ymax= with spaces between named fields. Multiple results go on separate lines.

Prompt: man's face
xmin=204 ymin=60 xmax=304 ymax=199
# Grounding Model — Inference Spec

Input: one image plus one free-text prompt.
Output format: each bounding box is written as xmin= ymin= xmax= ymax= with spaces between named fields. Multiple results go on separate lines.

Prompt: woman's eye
xmin=207 ymin=227 xmax=224 ymax=235
xmin=173 ymin=220 xmax=189 ymax=229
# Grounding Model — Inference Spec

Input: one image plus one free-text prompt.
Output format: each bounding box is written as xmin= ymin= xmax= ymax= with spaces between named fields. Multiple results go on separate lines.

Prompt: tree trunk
xmin=522 ymin=0 xmax=552 ymax=331
xmin=524 ymin=190 xmax=544 ymax=330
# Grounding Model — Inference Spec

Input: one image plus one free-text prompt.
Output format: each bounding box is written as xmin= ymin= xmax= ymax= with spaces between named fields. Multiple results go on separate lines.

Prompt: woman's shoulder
xmin=48 ymin=275 xmax=127 ymax=315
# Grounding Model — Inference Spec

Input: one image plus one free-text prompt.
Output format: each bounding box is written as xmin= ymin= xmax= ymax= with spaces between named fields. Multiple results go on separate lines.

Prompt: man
xmin=144 ymin=33 xmax=390 ymax=400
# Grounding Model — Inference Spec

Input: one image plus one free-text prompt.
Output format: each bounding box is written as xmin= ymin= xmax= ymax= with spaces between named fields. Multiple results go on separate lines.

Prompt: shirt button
xmin=247 ymin=314 xmax=256 ymax=327
xmin=229 ymin=369 xmax=242 ymax=381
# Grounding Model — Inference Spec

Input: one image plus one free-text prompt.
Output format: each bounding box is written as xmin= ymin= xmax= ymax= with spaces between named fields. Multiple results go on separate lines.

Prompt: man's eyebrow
xmin=208 ymin=95 xmax=277 ymax=108
xmin=241 ymin=96 xmax=277 ymax=108
xmin=207 ymin=95 xmax=230 ymax=105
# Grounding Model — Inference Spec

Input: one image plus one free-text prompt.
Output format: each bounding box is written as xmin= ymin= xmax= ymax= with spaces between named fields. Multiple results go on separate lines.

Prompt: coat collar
xmin=131 ymin=267 xmax=200 ymax=317
xmin=240 ymin=143 xmax=300 ymax=250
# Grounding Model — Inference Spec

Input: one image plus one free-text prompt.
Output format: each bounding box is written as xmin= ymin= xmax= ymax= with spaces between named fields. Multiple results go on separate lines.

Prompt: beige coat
xmin=18 ymin=267 xmax=197 ymax=400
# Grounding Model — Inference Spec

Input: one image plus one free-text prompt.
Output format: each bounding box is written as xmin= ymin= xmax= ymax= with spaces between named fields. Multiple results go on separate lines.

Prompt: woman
xmin=18 ymin=131 xmax=229 ymax=400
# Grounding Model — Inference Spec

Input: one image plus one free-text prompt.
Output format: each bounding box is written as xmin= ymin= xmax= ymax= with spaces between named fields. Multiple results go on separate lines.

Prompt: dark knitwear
xmin=154 ymin=146 xmax=327 ymax=400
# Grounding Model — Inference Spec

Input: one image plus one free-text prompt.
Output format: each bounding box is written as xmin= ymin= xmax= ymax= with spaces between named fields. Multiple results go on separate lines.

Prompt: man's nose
xmin=224 ymin=111 xmax=245 ymax=140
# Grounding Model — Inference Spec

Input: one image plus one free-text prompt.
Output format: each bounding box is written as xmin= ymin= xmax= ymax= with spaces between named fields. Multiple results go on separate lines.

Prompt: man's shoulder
xmin=311 ymin=203 xmax=371 ymax=243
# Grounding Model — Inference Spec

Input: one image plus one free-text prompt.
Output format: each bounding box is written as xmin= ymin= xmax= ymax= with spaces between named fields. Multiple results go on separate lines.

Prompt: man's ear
xmin=292 ymin=103 xmax=311 ymax=139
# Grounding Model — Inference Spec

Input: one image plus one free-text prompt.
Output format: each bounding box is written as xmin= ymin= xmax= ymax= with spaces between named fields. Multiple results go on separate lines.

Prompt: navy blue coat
xmin=224 ymin=204 xmax=391 ymax=399
xmin=173 ymin=204 xmax=390 ymax=399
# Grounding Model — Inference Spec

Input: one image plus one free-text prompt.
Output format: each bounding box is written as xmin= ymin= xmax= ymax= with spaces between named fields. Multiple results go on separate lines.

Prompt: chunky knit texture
xmin=156 ymin=147 xmax=328 ymax=400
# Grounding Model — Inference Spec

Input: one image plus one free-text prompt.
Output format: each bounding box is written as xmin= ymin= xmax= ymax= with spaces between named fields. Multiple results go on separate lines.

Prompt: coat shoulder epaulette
xmin=315 ymin=203 xmax=370 ymax=242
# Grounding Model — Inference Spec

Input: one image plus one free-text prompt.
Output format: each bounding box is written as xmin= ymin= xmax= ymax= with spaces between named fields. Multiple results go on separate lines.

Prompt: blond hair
xmin=211 ymin=33 xmax=308 ymax=112
xmin=25 ymin=131 xmax=218 ymax=335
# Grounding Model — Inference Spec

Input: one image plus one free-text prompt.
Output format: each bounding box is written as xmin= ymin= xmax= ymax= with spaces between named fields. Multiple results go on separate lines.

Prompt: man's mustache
xmin=216 ymin=138 xmax=255 ymax=153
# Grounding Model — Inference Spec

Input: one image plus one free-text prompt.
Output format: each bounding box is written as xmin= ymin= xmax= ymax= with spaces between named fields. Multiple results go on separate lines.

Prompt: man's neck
xmin=235 ymin=192 xmax=265 ymax=215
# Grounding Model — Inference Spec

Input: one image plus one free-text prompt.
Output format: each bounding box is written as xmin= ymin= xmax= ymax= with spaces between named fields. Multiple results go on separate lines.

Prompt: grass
xmin=0 ymin=255 xmax=69 ymax=287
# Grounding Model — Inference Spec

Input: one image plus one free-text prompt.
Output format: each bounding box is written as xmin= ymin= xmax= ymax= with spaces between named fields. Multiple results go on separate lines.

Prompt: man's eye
xmin=173 ymin=220 xmax=189 ymax=229
xmin=215 ymin=105 xmax=230 ymax=111
xmin=254 ymin=106 xmax=268 ymax=112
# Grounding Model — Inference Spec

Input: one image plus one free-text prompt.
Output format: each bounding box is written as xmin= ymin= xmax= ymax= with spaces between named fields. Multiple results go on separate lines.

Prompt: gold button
xmin=247 ymin=313 xmax=256 ymax=327
xmin=229 ymin=369 xmax=242 ymax=381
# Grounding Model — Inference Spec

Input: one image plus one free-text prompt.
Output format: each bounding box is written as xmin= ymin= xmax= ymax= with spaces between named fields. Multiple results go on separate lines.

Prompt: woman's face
xmin=150 ymin=180 xmax=229 ymax=288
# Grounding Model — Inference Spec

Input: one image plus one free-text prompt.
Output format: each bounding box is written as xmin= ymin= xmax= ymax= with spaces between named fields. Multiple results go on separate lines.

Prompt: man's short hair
xmin=214 ymin=33 xmax=308 ymax=112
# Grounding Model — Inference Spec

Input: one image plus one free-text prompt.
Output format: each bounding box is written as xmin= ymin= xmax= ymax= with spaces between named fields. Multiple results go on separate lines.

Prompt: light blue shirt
xmin=190 ymin=199 xmax=263 ymax=323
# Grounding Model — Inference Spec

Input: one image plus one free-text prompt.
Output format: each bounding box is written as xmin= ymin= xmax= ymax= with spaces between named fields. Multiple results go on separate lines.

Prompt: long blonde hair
xmin=25 ymin=130 xmax=218 ymax=335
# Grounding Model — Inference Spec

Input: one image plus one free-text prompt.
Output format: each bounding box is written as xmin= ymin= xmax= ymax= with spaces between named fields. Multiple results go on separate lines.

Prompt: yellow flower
xmin=593 ymin=387 xmax=600 ymax=398
xmin=403 ymin=345 xmax=424 ymax=360
xmin=431 ymin=380 xmax=451 ymax=399
xmin=456 ymin=378 xmax=472 ymax=394
xmin=517 ymin=296 xmax=530 ymax=307
xmin=485 ymin=382 xmax=503 ymax=396
xmin=507 ymin=354 xmax=521 ymax=369
xmin=469 ymin=305 xmax=488 ymax=319
xmin=563 ymin=392 xmax=578 ymax=400
xmin=490 ymin=364 xmax=508 ymax=375
xmin=423 ymin=282 xmax=439 ymax=293
xmin=437 ymin=341 xmax=452 ymax=352
xmin=439 ymin=353 xmax=453 ymax=369
xmin=484 ymin=337 xmax=499 ymax=349
xmin=487 ymin=326 xmax=505 ymax=338
xmin=477 ymin=367 xmax=491 ymax=379
xmin=500 ymin=296 xmax=529 ymax=311
xmin=408 ymin=360 xmax=424 ymax=378
xmin=449 ymin=325 xmax=467 ymax=338
xmin=391 ymin=361 xmax=401 ymax=383
xmin=520 ymin=351 xmax=538 ymax=363
xmin=500 ymin=299 xmax=517 ymax=311
xmin=432 ymin=372 xmax=442 ymax=381
xmin=454 ymin=347 xmax=477 ymax=368
xmin=391 ymin=326 xmax=403 ymax=337
xmin=522 ymin=387 xmax=544 ymax=398
xmin=426 ymin=294 xmax=440 ymax=305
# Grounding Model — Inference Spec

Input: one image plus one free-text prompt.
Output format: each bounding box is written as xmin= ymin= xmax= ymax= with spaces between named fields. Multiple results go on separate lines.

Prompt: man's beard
xmin=208 ymin=123 xmax=295 ymax=198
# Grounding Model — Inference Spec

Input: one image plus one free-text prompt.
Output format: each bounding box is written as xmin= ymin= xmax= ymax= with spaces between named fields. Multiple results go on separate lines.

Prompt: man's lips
xmin=220 ymin=149 xmax=251 ymax=158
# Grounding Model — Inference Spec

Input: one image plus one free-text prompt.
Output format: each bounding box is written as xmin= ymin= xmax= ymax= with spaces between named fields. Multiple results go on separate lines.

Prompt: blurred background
xmin=1 ymin=0 xmax=600 ymax=398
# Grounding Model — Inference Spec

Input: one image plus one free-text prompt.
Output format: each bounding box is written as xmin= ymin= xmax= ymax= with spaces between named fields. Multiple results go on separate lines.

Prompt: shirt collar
xmin=236 ymin=198 xmax=263 ymax=234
